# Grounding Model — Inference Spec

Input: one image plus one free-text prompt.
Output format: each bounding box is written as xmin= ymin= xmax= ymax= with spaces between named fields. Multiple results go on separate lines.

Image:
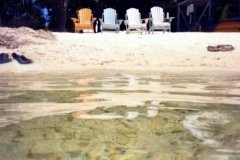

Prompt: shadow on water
xmin=0 ymin=70 xmax=240 ymax=159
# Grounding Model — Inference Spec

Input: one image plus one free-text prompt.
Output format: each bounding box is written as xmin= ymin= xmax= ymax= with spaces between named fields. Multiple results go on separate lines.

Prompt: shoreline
xmin=2 ymin=64 xmax=240 ymax=76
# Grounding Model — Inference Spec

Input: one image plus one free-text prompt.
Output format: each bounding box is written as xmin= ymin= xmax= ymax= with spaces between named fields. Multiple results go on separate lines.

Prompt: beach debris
xmin=0 ymin=27 xmax=55 ymax=49
xmin=207 ymin=44 xmax=234 ymax=52
xmin=0 ymin=35 xmax=19 ymax=49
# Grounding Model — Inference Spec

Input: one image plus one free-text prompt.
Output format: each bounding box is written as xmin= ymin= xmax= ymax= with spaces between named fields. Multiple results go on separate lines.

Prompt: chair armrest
xmin=141 ymin=18 xmax=149 ymax=24
xmin=164 ymin=17 xmax=175 ymax=23
xmin=99 ymin=18 xmax=103 ymax=24
xmin=71 ymin=18 xmax=79 ymax=23
xmin=118 ymin=19 xmax=123 ymax=25
xmin=92 ymin=17 xmax=97 ymax=23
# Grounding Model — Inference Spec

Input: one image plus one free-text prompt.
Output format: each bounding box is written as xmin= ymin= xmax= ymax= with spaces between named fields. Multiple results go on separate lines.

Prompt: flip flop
xmin=0 ymin=53 xmax=12 ymax=64
xmin=207 ymin=46 xmax=220 ymax=52
xmin=12 ymin=53 xmax=33 ymax=64
xmin=21 ymin=55 xmax=33 ymax=63
xmin=218 ymin=45 xmax=235 ymax=52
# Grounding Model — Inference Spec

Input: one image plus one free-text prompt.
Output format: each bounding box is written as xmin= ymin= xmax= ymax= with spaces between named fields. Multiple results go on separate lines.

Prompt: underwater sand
xmin=0 ymin=70 xmax=240 ymax=160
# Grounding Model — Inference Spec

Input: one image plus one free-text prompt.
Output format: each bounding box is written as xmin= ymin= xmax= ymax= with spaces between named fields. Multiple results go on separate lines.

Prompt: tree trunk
xmin=58 ymin=0 xmax=68 ymax=31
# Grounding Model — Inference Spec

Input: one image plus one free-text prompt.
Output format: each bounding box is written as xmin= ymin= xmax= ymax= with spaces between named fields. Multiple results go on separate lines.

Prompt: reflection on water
xmin=0 ymin=70 xmax=240 ymax=159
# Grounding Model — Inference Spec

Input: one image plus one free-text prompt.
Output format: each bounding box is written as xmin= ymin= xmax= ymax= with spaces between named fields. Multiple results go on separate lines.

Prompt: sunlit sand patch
xmin=74 ymin=92 xmax=107 ymax=103
xmin=0 ymin=80 xmax=74 ymax=90
xmin=147 ymin=110 xmax=158 ymax=117
xmin=0 ymin=92 xmax=25 ymax=99
xmin=71 ymin=110 xmax=89 ymax=117
xmin=0 ymin=103 xmax=103 ymax=127
xmin=159 ymin=106 xmax=199 ymax=111
xmin=94 ymin=91 xmax=240 ymax=108
xmin=148 ymin=106 xmax=158 ymax=110
xmin=125 ymin=112 xmax=139 ymax=119
xmin=99 ymin=76 xmax=129 ymax=87
xmin=127 ymin=75 xmax=139 ymax=86
xmin=74 ymin=93 xmax=93 ymax=101
xmin=183 ymin=111 xmax=230 ymax=147
xmin=77 ymin=93 xmax=92 ymax=98
xmin=76 ymin=78 xmax=95 ymax=86
xmin=150 ymin=101 xmax=161 ymax=106
xmin=0 ymin=117 xmax=18 ymax=127
xmin=78 ymin=98 xmax=107 ymax=103
xmin=216 ymin=149 xmax=240 ymax=154
xmin=101 ymin=82 xmax=116 ymax=88
xmin=158 ymin=93 xmax=240 ymax=105
xmin=73 ymin=114 xmax=123 ymax=119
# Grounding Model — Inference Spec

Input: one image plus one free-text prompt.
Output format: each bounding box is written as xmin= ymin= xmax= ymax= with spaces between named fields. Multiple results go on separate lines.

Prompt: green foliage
xmin=0 ymin=0 xmax=45 ymax=29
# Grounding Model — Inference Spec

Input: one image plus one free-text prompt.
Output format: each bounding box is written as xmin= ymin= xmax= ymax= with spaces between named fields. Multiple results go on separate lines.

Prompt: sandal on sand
xmin=12 ymin=53 xmax=33 ymax=64
xmin=207 ymin=44 xmax=235 ymax=52
xmin=218 ymin=44 xmax=235 ymax=52
xmin=20 ymin=55 xmax=33 ymax=63
xmin=207 ymin=46 xmax=220 ymax=52
xmin=0 ymin=53 xmax=12 ymax=64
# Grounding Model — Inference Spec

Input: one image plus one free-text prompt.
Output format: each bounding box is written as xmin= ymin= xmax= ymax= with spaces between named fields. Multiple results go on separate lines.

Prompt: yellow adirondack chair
xmin=71 ymin=8 xmax=95 ymax=33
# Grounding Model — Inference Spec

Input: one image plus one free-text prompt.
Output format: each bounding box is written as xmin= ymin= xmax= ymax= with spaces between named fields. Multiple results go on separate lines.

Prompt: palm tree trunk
xmin=58 ymin=0 xmax=68 ymax=31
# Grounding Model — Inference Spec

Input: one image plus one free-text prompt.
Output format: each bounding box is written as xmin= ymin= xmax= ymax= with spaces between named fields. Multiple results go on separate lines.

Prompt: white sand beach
xmin=0 ymin=27 xmax=240 ymax=73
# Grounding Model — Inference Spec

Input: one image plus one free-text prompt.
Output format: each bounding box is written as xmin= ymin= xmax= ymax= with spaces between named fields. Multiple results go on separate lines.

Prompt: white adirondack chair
xmin=124 ymin=8 xmax=148 ymax=34
xmin=100 ymin=8 xmax=122 ymax=33
xmin=149 ymin=6 xmax=174 ymax=33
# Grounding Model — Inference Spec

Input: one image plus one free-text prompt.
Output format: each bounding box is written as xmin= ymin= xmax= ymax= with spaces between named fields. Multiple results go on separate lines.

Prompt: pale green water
xmin=0 ymin=70 xmax=240 ymax=160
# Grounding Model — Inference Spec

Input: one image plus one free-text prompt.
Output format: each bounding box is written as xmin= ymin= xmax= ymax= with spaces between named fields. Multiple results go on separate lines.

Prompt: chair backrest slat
xmin=78 ymin=8 xmax=92 ymax=24
xmin=126 ymin=8 xmax=141 ymax=25
xmin=103 ymin=8 xmax=117 ymax=24
xmin=151 ymin=6 xmax=164 ymax=25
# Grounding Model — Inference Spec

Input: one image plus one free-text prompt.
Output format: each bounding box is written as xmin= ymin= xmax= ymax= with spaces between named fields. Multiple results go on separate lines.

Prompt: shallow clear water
xmin=0 ymin=70 xmax=240 ymax=160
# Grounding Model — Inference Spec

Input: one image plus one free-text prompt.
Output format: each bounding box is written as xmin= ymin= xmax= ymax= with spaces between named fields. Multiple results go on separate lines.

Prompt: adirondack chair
xmin=71 ymin=8 xmax=95 ymax=33
xmin=100 ymin=8 xmax=123 ymax=33
xmin=124 ymin=8 xmax=148 ymax=34
xmin=149 ymin=6 xmax=174 ymax=33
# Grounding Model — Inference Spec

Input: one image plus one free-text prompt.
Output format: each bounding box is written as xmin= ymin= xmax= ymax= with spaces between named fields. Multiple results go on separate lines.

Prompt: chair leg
xmin=144 ymin=28 xmax=147 ymax=34
xmin=126 ymin=28 xmax=130 ymax=34
xmin=149 ymin=27 xmax=153 ymax=34
xmin=150 ymin=28 xmax=153 ymax=34
xmin=116 ymin=27 xmax=119 ymax=34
